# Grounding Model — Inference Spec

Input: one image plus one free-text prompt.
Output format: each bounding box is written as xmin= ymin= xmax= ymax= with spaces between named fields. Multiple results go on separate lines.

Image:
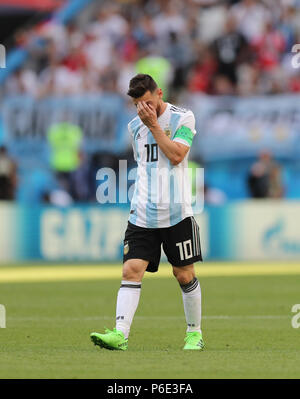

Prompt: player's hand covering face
xmin=137 ymin=101 xmax=158 ymax=129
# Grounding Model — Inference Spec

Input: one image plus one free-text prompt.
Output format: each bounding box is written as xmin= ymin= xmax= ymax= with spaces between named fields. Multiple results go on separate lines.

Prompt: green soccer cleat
xmin=90 ymin=328 xmax=128 ymax=351
xmin=183 ymin=331 xmax=205 ymax=350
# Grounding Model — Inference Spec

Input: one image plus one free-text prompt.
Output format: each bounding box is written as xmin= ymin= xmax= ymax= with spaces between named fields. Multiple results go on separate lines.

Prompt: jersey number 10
xmin=176 ymin=240 xmax=193 ymax=261
xmin=144 ymin=144 xmax=158 ymax=162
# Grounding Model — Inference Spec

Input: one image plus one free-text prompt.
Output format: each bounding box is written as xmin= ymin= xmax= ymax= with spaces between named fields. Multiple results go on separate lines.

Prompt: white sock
xmin=180 ymin=277 xmax=202 ymax=333
xmin=115 ymin=280 xmax=141 ymax=339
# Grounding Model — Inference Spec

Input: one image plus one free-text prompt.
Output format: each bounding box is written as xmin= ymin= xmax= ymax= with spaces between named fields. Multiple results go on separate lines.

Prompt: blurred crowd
xmin=2 ymin=0 xmax=300 ymax=100
xmin=0 ymin=0 xmax=293 ymax=204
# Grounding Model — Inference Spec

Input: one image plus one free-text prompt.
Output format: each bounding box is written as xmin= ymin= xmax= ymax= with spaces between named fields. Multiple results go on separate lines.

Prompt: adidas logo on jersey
xmin=136 ymin=133 xmax=141 ymax=140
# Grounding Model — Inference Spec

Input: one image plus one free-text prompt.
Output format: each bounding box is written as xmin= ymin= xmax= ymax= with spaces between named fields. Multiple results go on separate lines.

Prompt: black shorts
xmin=123 ymin=216 xmax=203 ymax=273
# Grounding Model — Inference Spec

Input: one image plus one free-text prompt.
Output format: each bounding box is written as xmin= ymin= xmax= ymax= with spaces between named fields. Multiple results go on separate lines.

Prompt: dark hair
xmin=127 ymin=74 xmax=157 ymax=98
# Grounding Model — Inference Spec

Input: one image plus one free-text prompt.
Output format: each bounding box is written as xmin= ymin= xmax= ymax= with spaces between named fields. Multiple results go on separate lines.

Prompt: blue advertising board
xmin=1 ymin=202 xmax=299 ymax=264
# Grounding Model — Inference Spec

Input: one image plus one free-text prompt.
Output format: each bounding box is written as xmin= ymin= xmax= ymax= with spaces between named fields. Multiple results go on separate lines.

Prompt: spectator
xmin=89 ymin=3 xmax=129 ymax=45
xmin=269 ymin=164 xmax=284 ymax=198
xmin=47 ymin=118 xmax=83 ymax=199
xmin=133 ymin=14 xmax=157 ymax=50
xmin=212 ymin=16 xmax=249 ymax=85
xmin=247 ymin=151 xmax=284 ymax=198
xmin=71 ymin=152 xmax=92 ymax=202
xmin=2 ymin=0 xmax=300 ymax=99
xmin=135 ymin=49 xmax=172 ymax=99
xmin=230 ymin=0 xmax=272 ymax=42
xmin=0 ymin=146 xmax=17 ymax=200
xmin=187 ymin=47 xmax=217 ymax=93
xmin=152 ymin=1 xmax=187 ymax=42
xmin=212 ymin=74 xmax=235 ymax=95
xmin=247 ymin=160 xmax=270 ymax=198
xmin=163 ymin=31 xmax=194 ymax=96
xmin=0 ymin=0 xmax=299 ymax=205
xmin=4 ymin=68 xmax=38 ymax=97
xmin=251 ymin=21 xmax=286 ymax=72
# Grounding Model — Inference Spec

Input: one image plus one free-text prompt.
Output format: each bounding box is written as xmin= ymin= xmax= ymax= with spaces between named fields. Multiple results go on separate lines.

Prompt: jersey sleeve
xmin=172 ymin=110 xmax=196 ymax=147
xmin=128 ymin=123 xmax=137 ymax=161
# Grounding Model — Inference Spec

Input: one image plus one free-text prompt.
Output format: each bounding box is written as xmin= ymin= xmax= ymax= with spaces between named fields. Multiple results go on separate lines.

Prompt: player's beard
xmin=156 ymin=102 xmax=162 ymax=117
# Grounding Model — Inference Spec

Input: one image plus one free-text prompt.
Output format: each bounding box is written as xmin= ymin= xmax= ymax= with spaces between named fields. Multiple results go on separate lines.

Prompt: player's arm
xmin=149 ymin=124 xmax=189 ymax=166
xmin=137 ymin=101 xmax=189 ymax=166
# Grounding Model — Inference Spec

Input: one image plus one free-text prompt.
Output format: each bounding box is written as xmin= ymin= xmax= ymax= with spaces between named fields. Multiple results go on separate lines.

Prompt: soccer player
xmin=90 ymin=74 xmax=204 ymax=351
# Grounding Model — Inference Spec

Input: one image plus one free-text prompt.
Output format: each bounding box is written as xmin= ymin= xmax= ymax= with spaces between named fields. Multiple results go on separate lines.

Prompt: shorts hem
xmin=167 ymin=255 xmax=203 ymax=267
xmin=123 ymin=254 xmax=160 ymax=273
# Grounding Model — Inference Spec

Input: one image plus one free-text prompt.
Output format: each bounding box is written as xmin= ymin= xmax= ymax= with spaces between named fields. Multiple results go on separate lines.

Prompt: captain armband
xmin=173 ymin=125 xmax=194 ymax=146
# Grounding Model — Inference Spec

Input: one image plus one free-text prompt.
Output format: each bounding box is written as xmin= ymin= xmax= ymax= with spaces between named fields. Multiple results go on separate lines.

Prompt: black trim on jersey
xmin=170 ymin=105 xmax=187 ymax=113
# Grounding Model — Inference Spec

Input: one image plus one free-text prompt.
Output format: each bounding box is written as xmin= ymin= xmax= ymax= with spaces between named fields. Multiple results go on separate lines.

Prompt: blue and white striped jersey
xmin=128 ymin=102 xmax=196 ymax=228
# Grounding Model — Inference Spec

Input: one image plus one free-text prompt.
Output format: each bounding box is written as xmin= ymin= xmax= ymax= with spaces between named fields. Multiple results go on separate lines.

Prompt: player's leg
xmin=172 ymin=263 xmax=195 ymax=285
xmin=172 ymin=264 xmax=204 ymax=350
xmin=90 ymin=259 xmax=147 ymax=351
xmin=162 ymin=217 xmax=204 ymax=350
xmin=115 ymin=258 xmax=148 ymax=340
xmin=116 ymin=221 xmax=161 ymax=341
xmin=172 ymin=263 xmax=202 ymax=335
xmin=91 ymin=221 xmax=161 ymax=350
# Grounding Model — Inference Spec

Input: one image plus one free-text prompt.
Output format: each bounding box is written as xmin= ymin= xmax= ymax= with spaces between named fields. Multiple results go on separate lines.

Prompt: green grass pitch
xmin=0 ymin=263 xmax=300 ymax=379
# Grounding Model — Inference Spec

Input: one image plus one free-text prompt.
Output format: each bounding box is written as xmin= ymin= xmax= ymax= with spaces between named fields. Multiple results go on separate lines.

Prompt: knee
xmin=173 ymin=268 xmax=195 ymax=286
xmin=122 ymin=259 xmax=147 ymax=282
